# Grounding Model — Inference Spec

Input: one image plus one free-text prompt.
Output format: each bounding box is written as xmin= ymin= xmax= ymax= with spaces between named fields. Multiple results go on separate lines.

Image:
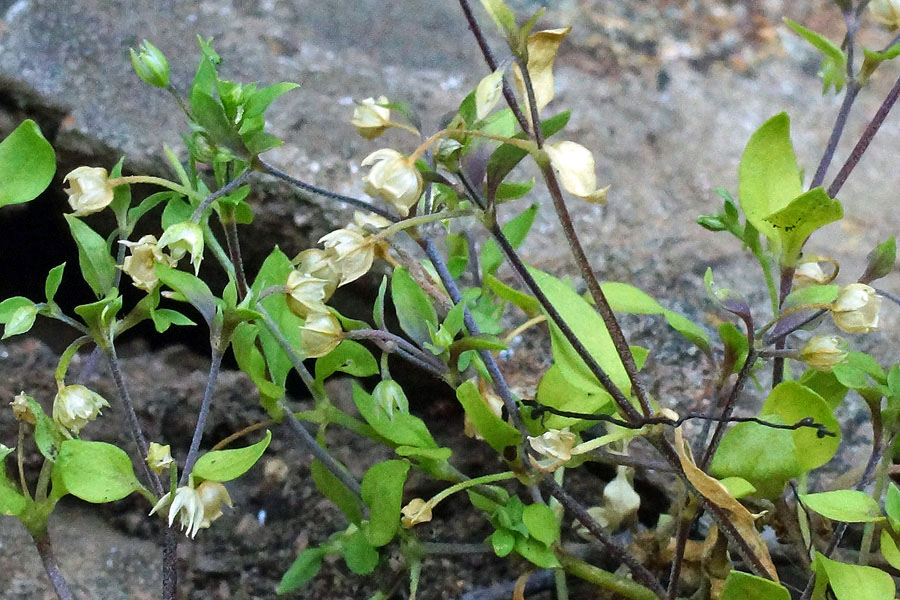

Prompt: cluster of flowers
xmin=286 ymin=211 xmax=391 ymax=357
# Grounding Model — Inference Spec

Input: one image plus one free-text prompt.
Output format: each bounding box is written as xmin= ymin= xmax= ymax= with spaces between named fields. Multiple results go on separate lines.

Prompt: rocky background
xmin=0 ymin=1 xmax=898 ymax=598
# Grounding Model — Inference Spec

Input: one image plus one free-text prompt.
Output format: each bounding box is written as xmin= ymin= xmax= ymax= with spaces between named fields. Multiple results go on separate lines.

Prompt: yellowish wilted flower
xmin=401 ymin=498 xmax=433 ymax=528
xmin=528 ymin=428 xmax=577 ymax=462
xmin=832 ymin=283 xmax=881 ymax=333
xmin=121 ymin=235 xmax=174 ymax=292
xmin=544 ymin=141 xmax=608 ymax=204
xmin=146 ymin=442 xmax=174 ymax=474
xmin=293 ymin=248 xmax=342 ymax=298
xmin=800 ymin=335 xmax=848 ymax=372
xmin=197 ymin=481 xmax=233 ymax=529
xmin=300 ymin=312 xmax=343 ymax=358
xmin=513 ymin=27 xmax=572 ymax=118
xmin=53 ymin=384 xmax=109 ymax=436
xmin=793 ymin=260 xmax=829 ymax=288
xmin=351 ymin=96 xmax=391 ymax=139
xmin=870 ymin=0 xmax=900 ymax=29
xmin=349 ymin=210 xmax=392 ymax=234
xmin=475 ymin=68 xmax=505 ymax=120
xmin=10 ymin=391 xmax=35 ymax=425
xmin=361 ymin=149 xmax=423 ymax=216
xmin=285 ymin=270 xmax=331 ymax=318
xmin=158 ymin=221 xmax=205 ymax=275
xmin=319 ymin=229 xmax=375 ymax=285
xmin=64 ymin=167 xmax=115 ymax=216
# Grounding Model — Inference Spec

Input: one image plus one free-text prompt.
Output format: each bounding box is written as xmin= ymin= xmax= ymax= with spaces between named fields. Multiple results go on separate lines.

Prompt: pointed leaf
xmin=64 ymin=215 xmax=117 ymax=297
xmin=764 ymin=187 xmax=843 ymax=266
xmin=361 ymin=459 xmax=409 ymax=547
xmin=192 ymin=430 xmax=271 ymax=482
xmin=391 ymin=267 xmax=437 ymax=347
xmin=0 ymin=119 xmax=56 ymax=208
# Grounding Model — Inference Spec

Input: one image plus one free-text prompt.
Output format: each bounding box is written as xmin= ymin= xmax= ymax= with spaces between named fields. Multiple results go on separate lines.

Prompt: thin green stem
xmin=108 ymin=175 xmax=204 ymax=202
xmin=427 ymin=471 xmax=515 ymax=507
xmin=370 ymin=209 xmax=472 ymax=244
xmin=556 ymin=552 xmax=660 ymax=600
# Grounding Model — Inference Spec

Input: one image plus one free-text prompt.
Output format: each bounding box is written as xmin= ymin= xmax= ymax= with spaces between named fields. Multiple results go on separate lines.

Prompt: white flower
xmin=292 ymin=248 xmax=342 ymax=298
xmin=53 ymin=384 xmax=109 ymax=436
xmin=793 ymin=260 xmax=829 ymax=288
xmin=318 ymin=229 xmax=375 ymax=285
xmin=361 ymin=149 xmax=423 ymax=216
xmin=832 ymin=283 xmax=881 ymax=333
xmin=351 ymin=96 xmax=391 ymax=139
xmin=299 ymin=312 xmax=343 ymax=358
xmin=150 ymin=485 xmax=205 ymax=538
xmin=285 ymin=270 xmax=330 ymax=318
xmin=196 ymin=481 xmax=233 ymax=529
xmin=544 ymin=141 xmax=608 ymax=204
xmin=121 ymin=235 xmax=174 ymax=292
xmin=157 ymin=221 xmax=205 ymax=275
xmin=64 ymin=167 xmax=115 ymax=216
xmin=528 ymin=428 xmax=577 ymax=462
xmin=871 ymin=0 xmax=900 ymax=29
xmin=800 ymin=335 xmax=848 ymax=372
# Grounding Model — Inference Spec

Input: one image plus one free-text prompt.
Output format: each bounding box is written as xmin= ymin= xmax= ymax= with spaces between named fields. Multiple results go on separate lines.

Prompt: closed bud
xmin=197 ymin=481 xmax=232 ymax=529
xmin=602 ymin=466 xmax=641 ymax=527
xmin=130 ymin=40 xmax=170 ymax=88
xmin=158 ymin=221 xmax=205 ymax=275
xmin=64 ymin=167 xmax=115 ymax=216
xmin=832 ymin=283 xmax=881 ymax=333
xmin=362 ymin=149 xmax=423 ymax=216
xmin=299 ymin=312 xmax=342 ymax=358
xmin=146 ymin=442 xmax=174 ymax=474
xmin=285 ymin=270 xmax=330 ymax=318
xmin=544 ymin=141 xmax=608 ymax=204
xmin=10 ymin=392 xmax=35 ymax=425
xmin=800 ymin=335 xmax=848 ymax=372
xmin=372 ymin=379 xmax=409 ymax=419
xmin=53 ymin=384 xmax=110 ymax=436
xmin=351 ymin=96 xmax=391 ymax=140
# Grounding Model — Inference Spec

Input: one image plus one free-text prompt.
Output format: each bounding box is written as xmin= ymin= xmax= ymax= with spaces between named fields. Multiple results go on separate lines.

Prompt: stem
xmin=427 ymin=471 xmax=515 ymax=507
xmin=543 ymin=478 xmax=666 ymax=598
xmin=345 ymin=329 xmax=448 ymax=376
xmin=666 ymin=502 xmax=696 ymax=600
xmin=772 ymin=267 xmax=795 ymax=387
xmin=256 ymin=159 xmax=400 ymax=222
xmin=828 ymin=70 xmax=900 ymax=198
xmin=179 ymin=343 xmax=224 ymax=485
xmin=107 ymin=175 xmax=203 ymax=202
xmin=211 ymin=420 xmax=274 ymax=451
xmin=859 ymin=401 xmax=887 ymax=566
xmin=162 ymin=529 xmax=178 ymax=600
xmin=284 ymin=410 xmax=362 ymax=497
xmin=190 ymin=169 xmax=251 ymax=223
xmin=370 ymin=209 xmax=473 ymax=244
xmin=699 ymin=347 xmax=757 ymax=470
xmin=33 ymin=535 xmax=75 ymax=600
xmin=223 ymin=218 xmax=248 ymax=300
xmin=810 ymin=82 xmax=860 ymax=189
xmin=556 ymin=552 xmax=660 ymax=600
xmin=517 ymin=58 xmax=545 ymax=147
xmin=456 ymin=0 xmax=531 ymax=134
xmin=17 ymin=424 xmax=31 ymax=501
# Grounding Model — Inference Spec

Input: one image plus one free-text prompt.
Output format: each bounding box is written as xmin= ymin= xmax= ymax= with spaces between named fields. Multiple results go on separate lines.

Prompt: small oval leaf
xmin=192 ymin=430 xmax=271 ymax=482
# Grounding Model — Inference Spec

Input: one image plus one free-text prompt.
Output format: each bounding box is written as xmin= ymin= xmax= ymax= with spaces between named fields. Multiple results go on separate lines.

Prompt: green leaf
xmin=0 ymin=296 xmax=34 ymax=323
xmin=886 ymin=483 xmax=900 ymax=532
xmin=56 ymin=440 xmax=142 ymax=503
xmin=373 ymin=275 xmax=388 ymax=330
xmin=763 ymin=187 xmax=843 ymax=267
xmin=192 ymin=430 xmax=271 ymax=482
xmin=719 ymin=322 xmax=749 ymax=375
xmin=155 ymin=263 xmax=217 ymax=326
xmin=719 ymin=477 xmax=757 ymax=499
xmin=798 ymin=369 xmax=847 ymax=410
xmin=495 ymin=179 xmax=535 ymax=202
xmin=361 ymin=459 xmax=410 ymax=547
xmin=64 ymin=215 xmax=117 ymax=297
xmin=486 ymin=112 xmax=570 ymax=200
xmin=784 ymin=19 xmax=847 ymax=94
xmin=721 ymin=570 xmax=790 ymax=600
xmin=44 ymin=263 xmax=66 ymax=304
xmin=528 ymin=267 xmax=630 ymax=397
xmin=277 ymin=547 xmax=326 ymax=594
xmin=311 ymin=459 xmax=363 ymax=526
xmin=315 ymin=340 xmax=378 ymax=383
xmin=490 ymin=529 xmax=515 ymax=557
xmin=244 ymin=82 xmax=299 ymax=119
xmin=880 ymin=530 xmax=900 ymax=570
xmin=481 ymin=203 xmax=539 ymax=276
xmin=27 ymin=397 xmax=63 ymax=462
xmin=456 ymin=380 xmax=521 ymax=452
xmin=352 ymin=383 xmax=439 ymax=449
xmin=479 ymin=0 xmax=518 ymax=40
xmin=2 ymin=303 xmax=37 ymax=339
xmin=533 ymin=364 xmax=612 ymax=431
xmin=783 ymin=284 xmax=839 ymax=309
xmin=484 ymin=273 xmax=541 ymax=315
xmin=150 ymin=308 xmax=197 ymax=333
xmin=394 ymin=446 xmax=453 ymax=461
xmin=761 ymin=382 xmax=840 ymax=472
xmin=514 ymin=535 xmax=560 ymax=568
xmin=738 ymin=113 xmax=803 ymax=245
xmin=0 ymin=119 xmax=56 ymax=208
xmin=0 ymin=445 xmax=26 ymax=516
xmin=522 ymin=503 xmax=560 ymax=546
xmin=800 ymin=490 xmax=883 ymax=523
xmin=391 ymin=267 xmax=438 ymax=347
xmin=190 ymin=88 xmax=246 ymax=158
xmin=341 ymin=527 xmax=379 ymax=575
xmin=861 ymin=44 xmax=900 ymax=83
xmin=813 ymin=551 xmax=895 ymax=600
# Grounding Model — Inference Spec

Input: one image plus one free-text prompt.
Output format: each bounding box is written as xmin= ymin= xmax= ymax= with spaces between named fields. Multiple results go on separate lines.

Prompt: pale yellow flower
xmin=351 ymin=96 xmax=391 ymax=139
xmin=300 ymin=312 xmax=343 ymax=358
xmin=832 ymin=283 xmax=881 ymax=333
xmin=146 ymin=443 xmax=174 ymax=474
xmin=121 ymin=235 xmax=174 ymax=292
xmin=197 ymin=481 xmax=233 ymax=529
xmin=512 ymin=27 xmax=572 ymax=119
xmin=401 ymin=498 xmax=433 ymax=528
xmin=475 ymin=68 xmax=505 ymax=120
xmin=52 ymin=384 xmax=109 ymax=436
xmin=285 ymin=270 xmax=330 ymax=318
xmin=293 ymin=248 xmax=342 ymax=298
xmin=10 ymin=391 xmax=35 ymax=425
xmin=528 ymin=428 xmax=576 ymax=462
xmin=362 ymin=149 xmax=423 ymax=216
xmin=64 ymin=167 xmax=115 ymax=216
xmin=870 ymin=0 xmax=900 ymax=29
xmin=799 ymin=335 xmax=848 ymax=372
xmin=544 ymin=141 xmax=608 ymax=204
xmin=157 ymin=221 xmax=205 ymax=275
xmin=150 ymin=485 xmax=205 ymax=538
xmin=318 ymin=229 xmax=375 ymax=285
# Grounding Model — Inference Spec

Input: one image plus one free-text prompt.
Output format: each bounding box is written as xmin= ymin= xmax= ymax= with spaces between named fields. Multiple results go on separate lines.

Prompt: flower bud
xmin=285 ymin=271 xmax=330 ymax=318
xmin=361 ymin=149 xmax=423 ymax=216
xmin=372 ymin=379 xmax=409 ymax=419
xmin=800 ymin=335 xmax=848 ymax=372
xmin=318 ymin=229 xmax=375 ymax=285
xmin=64 ymin=167 xmax=115 ymax=216
xmin=528 ymin=428 xmax=576 ymax=462
xmin=544 ymin=142 xmax=608 ymax=204
xmin=158 ymin=221 xmax=205 ymax=275
xmin=832 ymin=283 xmax=881 ymax=333
xmin=10 ymin=391 xmax=35 ymax=425
xmin=197 ymin=481 xmax=232 ymax=529
xmin=351 ymin=96 xmax=391 ymax=140
xmin=129 ymin=40 xmax=170 ymax=88
xmin=53 ymin=384 xmax=110 ymax=436
xmin=292 ymin=248 xmax=342 ymax=298
xmin=299 ymin=312 xmax=343 ymax=358
xmin=401 ymin=498 xmax=433 ymax=527
xmin=147 ymin=442 xmax=174 ymax=474
xmin=793 ymin=260 xmax=829 ymax=288
xmin=870 ymin=0 xmax=900 ymax=29
xmin=602 ymin=466 xmax=641 ymax=526
xmin=475 ymin=68 xmax=504 ymax=120
xmin=434 ymin=138 xmax=463 ymax=171
xmin=121 ymin=235 xmax=174 ymax=292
